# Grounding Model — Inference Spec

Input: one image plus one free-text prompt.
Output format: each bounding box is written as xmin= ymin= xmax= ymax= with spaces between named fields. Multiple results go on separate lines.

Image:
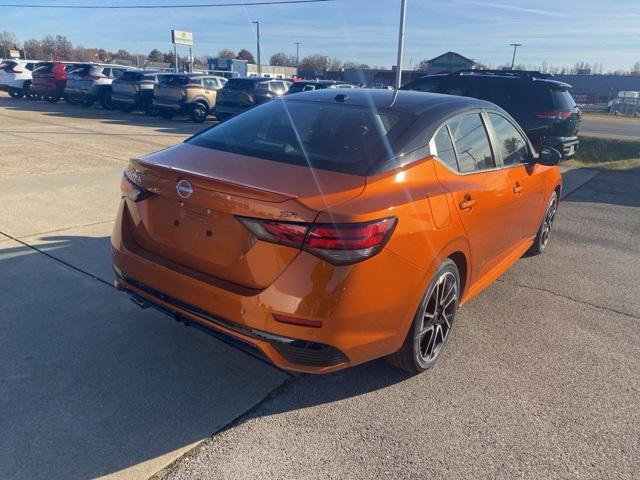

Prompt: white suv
xmin=0 ymin=59 xmax=39 ymax=98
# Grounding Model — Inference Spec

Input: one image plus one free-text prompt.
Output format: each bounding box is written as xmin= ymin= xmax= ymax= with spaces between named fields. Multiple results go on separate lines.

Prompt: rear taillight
xmin=236 ymin=216 xmax=397 ymax=265
xmin=121 ymin=171 xmax=153 ymax=202
xmin=534 ymin=110 xmax=573 ymax=120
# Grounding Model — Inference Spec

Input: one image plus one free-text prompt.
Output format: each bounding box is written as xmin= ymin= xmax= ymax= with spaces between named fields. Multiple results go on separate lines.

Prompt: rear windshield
xmin=188 ymin=99 xmax=417 ymax=175
xmin=120 ymin=71 xmax=145 ymax=82
xmin=288 ymin=83 xmax=323 ymax=93
xmin=69 ymin=65 xmax=92 ymax=76
xmin=33 ymin=63 xmax=53 ymax=74
xmin=224 ymin=79 xmax=258 ymax=91
xmin=0 ymin=61 xmax=15 ymax=71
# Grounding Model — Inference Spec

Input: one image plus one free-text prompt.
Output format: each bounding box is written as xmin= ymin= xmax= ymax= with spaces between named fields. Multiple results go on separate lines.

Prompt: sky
xmin=1 ymin=0 xmax=639 ymax=70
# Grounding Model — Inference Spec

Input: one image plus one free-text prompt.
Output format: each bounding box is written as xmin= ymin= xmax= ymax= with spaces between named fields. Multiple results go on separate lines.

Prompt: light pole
xmin=510 ymin=43 xmax=522 ymax=70
xmin=395 ymin=0 xmax=407 ymax=89
xmin=252 ymin=21 xmax=261 ymax=76
xmin=294 ymin=41 xmax=301 ymax=67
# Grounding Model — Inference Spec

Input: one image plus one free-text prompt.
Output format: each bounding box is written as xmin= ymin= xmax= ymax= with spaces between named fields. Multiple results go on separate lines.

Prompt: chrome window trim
xmin=429 ymin=108 xmax=533 ymax=177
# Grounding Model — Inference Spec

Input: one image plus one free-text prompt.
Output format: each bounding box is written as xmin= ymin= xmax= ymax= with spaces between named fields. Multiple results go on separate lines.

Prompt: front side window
xmin=488 ymin=113 xmax=529 ymax=166
xmin=447 ymin=114 xmax=495 ymax=173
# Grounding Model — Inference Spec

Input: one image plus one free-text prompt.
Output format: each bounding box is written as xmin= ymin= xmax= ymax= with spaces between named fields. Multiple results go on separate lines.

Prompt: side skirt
xmin=460 ymin=236 xmax=535 ymax=306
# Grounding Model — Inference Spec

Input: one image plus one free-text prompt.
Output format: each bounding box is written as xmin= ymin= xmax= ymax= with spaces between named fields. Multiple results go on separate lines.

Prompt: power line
xmin=0 ymin=0 xmax=333 ymax=8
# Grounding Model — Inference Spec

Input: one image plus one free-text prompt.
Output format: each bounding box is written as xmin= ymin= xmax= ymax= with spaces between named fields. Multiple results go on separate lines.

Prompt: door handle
xmin=513 ymin=182 xmax=524 ymax=195
xmin=459 ymin=194 xmax=476 ymax=211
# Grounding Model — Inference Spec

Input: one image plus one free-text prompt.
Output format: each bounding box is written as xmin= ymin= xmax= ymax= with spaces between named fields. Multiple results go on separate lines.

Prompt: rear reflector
xmin=236 ymin=216 xmax=397 ymax=265
xmin=273 ymin=314 xmax=323 ymax=328
xmin=534 ymin=110 xmax=573 ymax=120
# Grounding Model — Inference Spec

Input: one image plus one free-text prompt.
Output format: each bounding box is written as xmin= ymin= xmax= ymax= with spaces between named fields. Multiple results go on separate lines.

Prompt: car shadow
xmin=561 ymin=167 xmax=640 ymax=207
xmin=0 ymin=234 xmax=412 ymax=480
xmin=0 ymin=94 xmax=214 ymax=136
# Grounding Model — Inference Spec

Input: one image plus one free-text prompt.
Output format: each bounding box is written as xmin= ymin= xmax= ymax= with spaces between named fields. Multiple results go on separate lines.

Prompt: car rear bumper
xmin=111 ymin=200 xmax=426 ymax=373
xmin=0 ymin=80 xmax=27 ymax=90
xmin=214 ymin=103 xmax=250 ymax=117
xmin=543 ymin=136 xmax=579 ymax=158
xmin=30 ymin=80 xmax=65 ymax=97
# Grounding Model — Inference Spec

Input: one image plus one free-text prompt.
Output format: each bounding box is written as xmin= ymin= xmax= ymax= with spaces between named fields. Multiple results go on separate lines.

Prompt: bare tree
xmin=218 ymin=48 xmax=235 ymax=59
xmin=0 ymin=30 xmax=18 ymax=58
xmin=270 ymin=52 xmax=296 ymax=67
xmin=23 ymin=38 xmax=44 ymax=60
xmin=298 ymin=54 xmax=329 ymax=71
xmin=237 ymin=49 xmax=255 ymax=63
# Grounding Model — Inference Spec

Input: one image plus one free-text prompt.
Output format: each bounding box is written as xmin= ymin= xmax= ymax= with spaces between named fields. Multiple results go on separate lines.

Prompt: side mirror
xmin=537 ymin=146 xmax=563 ymax=166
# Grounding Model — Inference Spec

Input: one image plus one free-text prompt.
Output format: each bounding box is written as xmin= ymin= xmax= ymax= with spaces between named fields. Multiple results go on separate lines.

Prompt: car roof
xmin=284 ymin=88 xmax=498 ymax=116
xmin=297 ymin=80 xmax=348 ymax=85
xmin=415 ymin=72 xmax=572 ymax=90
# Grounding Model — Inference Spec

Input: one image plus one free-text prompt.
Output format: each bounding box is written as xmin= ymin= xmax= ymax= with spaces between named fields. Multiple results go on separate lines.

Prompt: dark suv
xmin=401 ymin=70 xmax=581 ymax=158
xmin=214 ymin=77 xmax=290 ymax=119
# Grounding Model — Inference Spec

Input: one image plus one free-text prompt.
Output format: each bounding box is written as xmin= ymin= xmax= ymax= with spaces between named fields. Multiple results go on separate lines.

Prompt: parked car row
xmin=3 ymin=60 xmax=364 ymax=123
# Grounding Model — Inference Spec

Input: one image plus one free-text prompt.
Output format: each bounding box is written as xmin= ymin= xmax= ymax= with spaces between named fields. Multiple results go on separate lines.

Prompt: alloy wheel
xmin=416 ymin=271 xmax=459 ymax=364
xmin=540 ymin=195 xmax=558 ymax=248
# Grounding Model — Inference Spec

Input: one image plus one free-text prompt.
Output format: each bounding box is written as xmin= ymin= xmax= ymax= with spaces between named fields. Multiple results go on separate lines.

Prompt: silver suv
xmin=64 ymin=64 xmax=137 ymax=109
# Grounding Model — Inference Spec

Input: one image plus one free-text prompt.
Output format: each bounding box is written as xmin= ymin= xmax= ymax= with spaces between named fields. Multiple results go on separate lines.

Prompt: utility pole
xmin=174 ymin=44 xmax=178 ymax=72
xmin=510 ymin=43 xmax=522 ymax=70
xmin=253 ymin=21 xmax=261 ymax=76
xmin=395 ymin=0 xmax=407 ymax=89
xmin=294 ymin=41 xmax=301 ymax=67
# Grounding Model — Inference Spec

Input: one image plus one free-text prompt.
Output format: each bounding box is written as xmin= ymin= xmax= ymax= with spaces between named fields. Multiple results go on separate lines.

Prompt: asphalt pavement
xmin=0 ymin=95 xmax=289 ymax=480
xmin=156 ymin=169 xmax=640 ymax=480
xmin=580 ymin=113 xmax=640 ymax=140
xmin=1 ymin=93 xmax=639 ymax=480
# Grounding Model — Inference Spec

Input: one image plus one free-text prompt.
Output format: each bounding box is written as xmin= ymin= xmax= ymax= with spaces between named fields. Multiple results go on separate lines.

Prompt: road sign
xmin=171 ymin=30 xmax=193 ymax=46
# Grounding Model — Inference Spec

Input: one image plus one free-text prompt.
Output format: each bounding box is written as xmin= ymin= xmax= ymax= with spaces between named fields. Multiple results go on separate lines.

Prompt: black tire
xmin=64 ymin=94 xmax=80 ymax=105
xmin=527 ymin=191 xmax=559 ymax=256
xmin=9 ymin=89 xmax=24 ymax=99
xmin=160 ymin=109 xmax=174 ymax=119
xmin=144 ymin=104 xmax=159 ymax=116
xmin=120 ymin=103 xmax=135 ymax=113
xmin=386 ymin=258 xmax=461 ymax=373
xmin=46 ymin=96 xmax=60 ymax=104
xmin=99 ymin=91 xmax=114 ymax=110
xmin=190 ymin=102 xmax=208 ymax=123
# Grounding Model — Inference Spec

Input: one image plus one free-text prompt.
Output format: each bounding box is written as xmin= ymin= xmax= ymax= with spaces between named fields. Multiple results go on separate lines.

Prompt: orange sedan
xmin=112 ymin=89 xmax=562 ymax=373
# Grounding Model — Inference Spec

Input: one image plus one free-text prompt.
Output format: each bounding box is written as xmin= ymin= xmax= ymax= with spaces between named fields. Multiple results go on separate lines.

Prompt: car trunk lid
xmin=123 ymin=143 xmax=365 ymax=289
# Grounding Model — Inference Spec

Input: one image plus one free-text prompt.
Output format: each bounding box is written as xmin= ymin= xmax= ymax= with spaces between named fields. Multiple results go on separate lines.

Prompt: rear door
xmin=431 ymin=113 xmax=516 ymax=283
xmin=485 ymin=112 xmax=546 ymax=238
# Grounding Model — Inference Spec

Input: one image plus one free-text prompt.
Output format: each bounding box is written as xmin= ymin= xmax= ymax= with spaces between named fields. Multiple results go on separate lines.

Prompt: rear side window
xmin=160 ymin=75 xmax=190 ymax=86
xmin=121 ymin=71 xmax=144 ymax=82
xmin=433 ymin=127 xmax=458 ymax=171
xmin=405 ymin=77 xmax=442 ymax=92
xmin=225 ymin=78 xmax=257 ymax=91
xmin=447 ymin=114 xmax=495 ymax=173
xmin=488 ymin=113 xmax=529 ymax=166
xmin=189 ymin=99 xmax=417 ymax=176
